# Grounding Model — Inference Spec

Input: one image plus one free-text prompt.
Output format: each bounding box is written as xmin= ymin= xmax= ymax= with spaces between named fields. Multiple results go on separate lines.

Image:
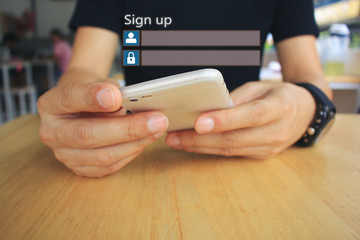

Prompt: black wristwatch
xmin=295 ymin=83 xmax=336 ymax=147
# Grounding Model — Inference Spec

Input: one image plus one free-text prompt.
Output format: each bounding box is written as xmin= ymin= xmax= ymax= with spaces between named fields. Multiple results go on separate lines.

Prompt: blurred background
xmin=0 ymin=0 xmax=359 ymax=125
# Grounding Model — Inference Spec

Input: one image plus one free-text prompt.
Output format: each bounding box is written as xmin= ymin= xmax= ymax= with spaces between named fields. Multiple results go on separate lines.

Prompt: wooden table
xmin=0 ymin=115 xmax=359 ymax=240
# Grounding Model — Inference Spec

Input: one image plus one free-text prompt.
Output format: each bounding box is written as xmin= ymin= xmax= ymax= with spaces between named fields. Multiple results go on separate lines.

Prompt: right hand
xmin=37 ymin=80 xmax=169 ymax=177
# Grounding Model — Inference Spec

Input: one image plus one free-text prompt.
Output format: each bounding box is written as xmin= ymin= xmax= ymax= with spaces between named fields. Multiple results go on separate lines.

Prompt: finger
xmin=79 ymin=107 xmax=127 ymax=118
xmin=37 ymin=81 xmax=122 ymax=115
xmin=230 ymin=81 xmax=274 ymax=105
xmin=194 ymin=93 xmax=284 ymax=133
xmin=53 ymin=111 xmax=168 ymax=148
xmin=71 ymin=151 xmax=143 ymax=178
xmin=180 ymin=145 xmax=277 ymax=159
xmin=56 ymin=136 xmax=155 ymax=168
xmin=166 ymin=124 xmax=281 ymax=149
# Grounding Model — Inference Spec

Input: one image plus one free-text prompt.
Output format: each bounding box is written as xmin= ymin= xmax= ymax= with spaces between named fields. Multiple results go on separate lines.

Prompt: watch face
xmin=315 ymin=116 xmax=336 ymax=144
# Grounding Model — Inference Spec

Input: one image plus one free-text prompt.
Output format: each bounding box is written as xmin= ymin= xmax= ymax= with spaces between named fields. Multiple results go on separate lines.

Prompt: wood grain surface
xmin=0 ymin=115 xmax=359 ymax=240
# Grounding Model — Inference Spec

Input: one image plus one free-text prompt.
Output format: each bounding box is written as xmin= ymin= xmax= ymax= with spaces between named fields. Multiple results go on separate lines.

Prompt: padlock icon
xmin=127 ymin=52 xmax=136 ymax=64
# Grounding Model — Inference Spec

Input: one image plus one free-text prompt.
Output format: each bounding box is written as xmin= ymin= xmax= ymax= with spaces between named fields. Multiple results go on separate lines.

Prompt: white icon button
xmin=127 ymin=52 xmax=136 ymax=64
xmin=125 ymin=32 xmax=137 ymax=44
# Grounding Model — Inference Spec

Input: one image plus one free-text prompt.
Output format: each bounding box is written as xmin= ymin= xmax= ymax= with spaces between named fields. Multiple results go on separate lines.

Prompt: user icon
xmin=125 ymin=32 xmax=137 ymax=44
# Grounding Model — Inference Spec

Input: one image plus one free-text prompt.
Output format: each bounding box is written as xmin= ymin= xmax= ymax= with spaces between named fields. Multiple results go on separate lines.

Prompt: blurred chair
xmin=0 ymin=62 xmax=37 ymax=124
xmin=8 ymin=85 xmax=37 ymax=116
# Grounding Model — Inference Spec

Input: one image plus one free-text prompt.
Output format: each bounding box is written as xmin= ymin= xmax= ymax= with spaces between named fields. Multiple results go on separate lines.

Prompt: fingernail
xmin=196 ymin=117 xmax=214 ymax=133
xmin=147 ymin=114 xmax=168 ymax=133
xmin=167 ymin=133 xmax=181 ymax=147
xmin=97 ymin=88 xmax=115 ymax=108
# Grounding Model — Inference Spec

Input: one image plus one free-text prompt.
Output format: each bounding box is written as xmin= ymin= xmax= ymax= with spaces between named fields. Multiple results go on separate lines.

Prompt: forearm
xmin=57 ymin=66 xmax=103 ymax=86
xmin=276 ymin=36 xmax=333 ymax=100
xmin=56 ymin=27 xmax=119 ymax=86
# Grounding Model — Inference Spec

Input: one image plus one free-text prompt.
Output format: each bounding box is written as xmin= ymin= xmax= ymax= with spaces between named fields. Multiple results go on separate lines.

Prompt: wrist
xmin=294 ymin=83 xmax=336 ymax=147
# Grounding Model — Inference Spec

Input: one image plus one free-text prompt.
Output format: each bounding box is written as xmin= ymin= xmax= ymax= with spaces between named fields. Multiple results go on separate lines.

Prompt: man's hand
xmin=165 ymin=81 xmax=316 ymax=159
xmin=38 ymin=81 xmax=168 ymax=177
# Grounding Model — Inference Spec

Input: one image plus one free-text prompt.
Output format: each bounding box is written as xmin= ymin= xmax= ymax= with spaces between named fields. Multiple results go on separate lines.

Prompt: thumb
xmin=38 ymin=81 xmax=122 ymax=115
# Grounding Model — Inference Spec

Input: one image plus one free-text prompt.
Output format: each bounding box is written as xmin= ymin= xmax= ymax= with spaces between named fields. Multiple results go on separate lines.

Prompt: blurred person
xmin=50 ymin=28 xmax=72 ymax=74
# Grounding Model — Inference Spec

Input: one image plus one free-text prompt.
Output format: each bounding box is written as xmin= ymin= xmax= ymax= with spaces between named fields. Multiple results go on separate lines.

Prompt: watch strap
xmin=294 ymin=82 xmax=336 ymax=147
xmin=294 ymin=83 xmax=335 ymax=110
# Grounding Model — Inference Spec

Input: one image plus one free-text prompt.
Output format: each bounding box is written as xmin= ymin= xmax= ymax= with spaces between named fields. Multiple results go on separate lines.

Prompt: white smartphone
xmin=120 ymin=69 xmax=234 ymax=132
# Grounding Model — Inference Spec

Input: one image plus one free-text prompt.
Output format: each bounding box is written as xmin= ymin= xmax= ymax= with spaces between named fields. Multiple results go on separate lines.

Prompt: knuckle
xmin=73 ymin=122 xmax=96 ymax=147
xmin=220 ymin=132 xmax=237 ymax=148
xmin=91 ymin=147 xmax=115 ymax=167
xmin=125 ymin=121 xmax=143 ymax=139
xmin=59 ymin=84 xmax=72 ymax=109
xmin=250 ymin=101 xmax=267 ymax=126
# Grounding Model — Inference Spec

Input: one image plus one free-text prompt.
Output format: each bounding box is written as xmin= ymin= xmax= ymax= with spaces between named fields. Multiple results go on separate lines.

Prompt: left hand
xmin=165 ymin=81 xmax=316 ymax=159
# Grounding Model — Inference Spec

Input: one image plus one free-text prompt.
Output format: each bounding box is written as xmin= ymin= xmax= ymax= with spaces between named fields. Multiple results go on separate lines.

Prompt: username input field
xmin=141 ymin=50 xmax=260 ymax=66
xmin=141 ymin=30 xmax=260 ymax=46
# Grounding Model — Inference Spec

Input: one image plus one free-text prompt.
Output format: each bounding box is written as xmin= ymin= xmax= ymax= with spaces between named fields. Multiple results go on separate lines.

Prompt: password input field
xmin=141 ymin=50 xmax=260 ymax=66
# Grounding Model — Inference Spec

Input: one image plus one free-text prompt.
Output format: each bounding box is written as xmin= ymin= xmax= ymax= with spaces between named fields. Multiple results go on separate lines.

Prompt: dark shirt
xmin=70 ymin=0 xmax=318 ymax=92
